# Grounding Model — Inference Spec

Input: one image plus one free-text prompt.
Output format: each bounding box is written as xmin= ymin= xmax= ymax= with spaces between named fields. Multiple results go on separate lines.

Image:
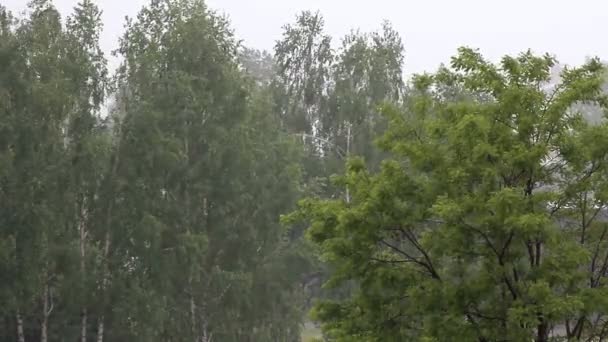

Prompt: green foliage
xmin=105 ymin=0 xmax=307 ymax=340
xmin=292 ymin=48 xmax=608 ymax=341
xmin=3 ymin=1 xmax=608 ymax=341
xmin=0 ymin=1 xmax=308 ymax=341
xmin=274 ymin=10 xmax=333 ymax=135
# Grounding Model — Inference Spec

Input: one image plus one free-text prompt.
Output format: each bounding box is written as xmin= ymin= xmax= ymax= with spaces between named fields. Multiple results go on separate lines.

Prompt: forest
xmin=1 ymin=0 xmax=608 ymax=341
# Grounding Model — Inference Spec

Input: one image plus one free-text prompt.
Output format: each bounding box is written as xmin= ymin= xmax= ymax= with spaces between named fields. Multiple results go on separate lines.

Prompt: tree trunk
xmin=96 ymin=230 xmax=110 ymax=342
xmin=79 ymin=197 xmax=88 ymax=342
xmin=78 ymin=196 xmax=88 ymax=342
xmin=81 ymin=308 xmax=87 ymax=342
xmin=190 ymin=289 xmax=197 ymax=342
xmin=184 ymin=127 xmax=198 ymax=342
xmin=96 ymin=117 xmax=122 ymax=342
xmin=199 ymin=309 xmax=211 ymax=342
xmin=96 ymin=318 xmax=104 ymax=342
xmin=345 ymin=122 xmax=351 ymax=203
xmin=536 ymin=320 xmax=548 ymax=342
xmin=40 ymin=282 xmax=52 ymax=342
xmin=16 ymin=310 xmax=25 ymax=342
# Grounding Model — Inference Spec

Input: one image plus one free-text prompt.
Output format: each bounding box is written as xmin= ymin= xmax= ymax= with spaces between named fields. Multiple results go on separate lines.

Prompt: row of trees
xmin=4 ymin=1 xmax=608 ymax=341
xmin=0 ymin=1 xmax=312 ymax=341
xmin=0 ymin=0 xmax=408 ymax=340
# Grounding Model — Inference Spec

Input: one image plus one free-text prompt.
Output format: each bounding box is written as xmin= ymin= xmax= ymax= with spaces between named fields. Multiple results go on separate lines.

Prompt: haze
xmin=4 ymin=0 xmax=607 ymax=75
xmin=4 ymin=1 xmax=608 ymax=341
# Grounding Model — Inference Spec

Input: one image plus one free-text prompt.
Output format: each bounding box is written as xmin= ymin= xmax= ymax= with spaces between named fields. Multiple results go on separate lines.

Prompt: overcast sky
xmin=4 ymin=0 xmax=608 ymax=77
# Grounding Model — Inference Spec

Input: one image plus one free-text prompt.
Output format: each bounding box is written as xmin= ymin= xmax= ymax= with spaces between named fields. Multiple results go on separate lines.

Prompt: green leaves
xmin=0 ymin=1 xmax=311 ymax=341
xmin=5 ymin=2 xmax=608 ymax=341
xmin=291 ymin=47 xmax=608 ymax=341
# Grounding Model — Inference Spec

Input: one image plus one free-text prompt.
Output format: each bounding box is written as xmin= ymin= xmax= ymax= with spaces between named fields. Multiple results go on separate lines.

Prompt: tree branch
xmin=379 ymin=239 xmax=440 ymax=280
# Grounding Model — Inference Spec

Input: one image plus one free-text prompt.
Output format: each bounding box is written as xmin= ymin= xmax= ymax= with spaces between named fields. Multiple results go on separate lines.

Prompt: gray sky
xmin=4 ymin=0 xmax=608 ymax=77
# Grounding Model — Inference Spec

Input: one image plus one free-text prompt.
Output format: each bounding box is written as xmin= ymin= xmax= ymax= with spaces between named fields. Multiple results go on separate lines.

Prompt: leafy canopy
xmin=287 ymin=47 xmax=608 ymax=342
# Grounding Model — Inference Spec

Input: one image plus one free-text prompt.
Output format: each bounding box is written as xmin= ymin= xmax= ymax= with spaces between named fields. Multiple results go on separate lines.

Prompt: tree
xmin=287 ymin=47 xmax=608 ymax=341
xmin=274 ymin=10 xmax=333 ymax=135
xmin=108 ymin=0 xmax=248 ymax=339
xmin=64 ymin=2 xmax=109 ymax=341
xmin=0 ymin=1 xmax=110 ymax=341
xmin=0 ymin=2 xmax=79 ymax=340
xmin=105 ymin=1 xmax=308 ymax=340
xmin=238 ymin=47 xmax=275 ymax=86
xmin=323 ymin=21 xmax=405 ymax=177
xmin=0 ymin=0 xmax=309 ymax=341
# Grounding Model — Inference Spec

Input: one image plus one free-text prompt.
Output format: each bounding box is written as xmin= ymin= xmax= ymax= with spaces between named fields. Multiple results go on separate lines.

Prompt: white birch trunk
xmin=16 ymin=310 xmax=25 ymax=342
xmin=80 ymin=308 xmax=87 ymax=342
xmin=190 ymin=289 xmax=197 ymax=342
xmin=345 ymin=122 xmax=351 ymax=203
xmin=199 ymin=309 xmax=211 ymax=342
xmin=96 ymin=230 xmax=110 ymax=342
xmin=40 ymin=282 xmax=52 ymax=342
xmin=96 ymin=116 xmax=122 ymax=342
xmin=79 ymin=197 xmax=88 ymax=342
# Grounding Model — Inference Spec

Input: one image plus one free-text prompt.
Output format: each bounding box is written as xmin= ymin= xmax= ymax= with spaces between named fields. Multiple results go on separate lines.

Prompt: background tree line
xmin=0 ymin=0 xmax=405 ymax=340
xmin=2 ymin=0 xmax=608 ymax=342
